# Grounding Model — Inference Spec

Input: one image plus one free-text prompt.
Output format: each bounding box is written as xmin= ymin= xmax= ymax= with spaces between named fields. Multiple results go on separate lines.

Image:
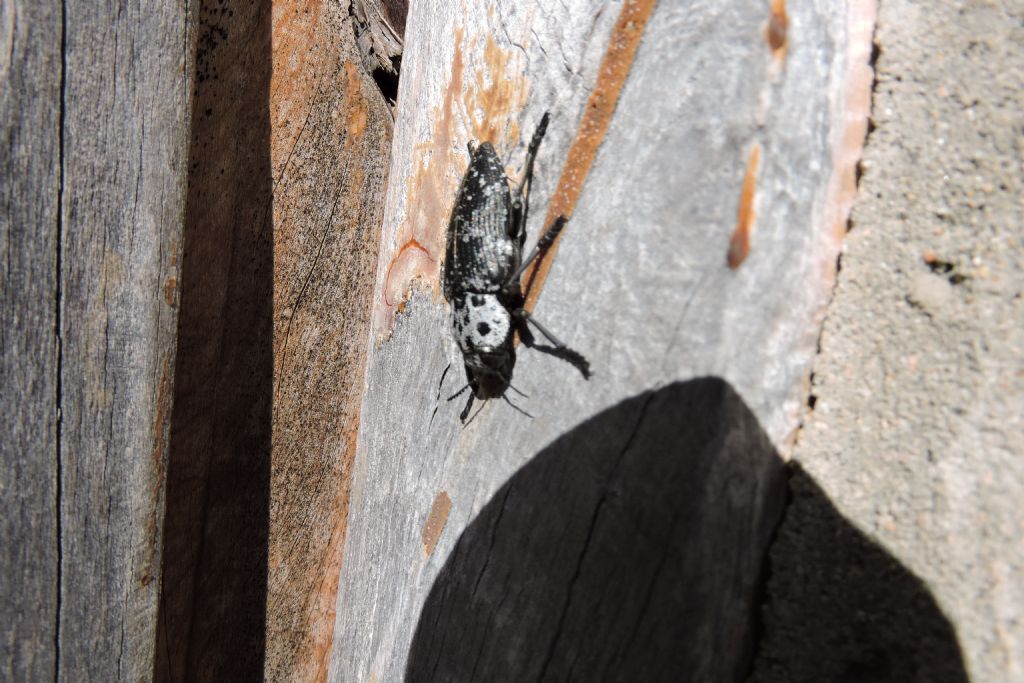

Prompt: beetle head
xmin=466 ymin=348 xmax=514 ymax=399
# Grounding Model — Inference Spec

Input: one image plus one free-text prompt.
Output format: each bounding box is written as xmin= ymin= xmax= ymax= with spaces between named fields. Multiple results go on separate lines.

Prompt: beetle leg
xmin=504 ymin=215 xmax=568 ymax=288
xmin=510 ymin=195 xmax=526 ymax=242
xmin=514 ymin=309 xmax=566 ymax=349
xmin=514 ymin=308 xmax=593 ymax=380
xmin=461 ymin=394 xmax=480 ymax=423
xmin=502 ymin=394 xmax=534 ymax=419
xmin=446 ymin=382 xmax=472 ymax=402
xmin=510 ymin=112 xmax=551 ymax=243
xmin=517 ymin=111 xmax=550 ymax=199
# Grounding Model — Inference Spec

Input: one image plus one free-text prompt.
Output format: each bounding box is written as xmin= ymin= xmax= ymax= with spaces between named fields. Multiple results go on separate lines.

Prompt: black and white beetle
xmin=442 ymin=112 xmax=588 ymax=422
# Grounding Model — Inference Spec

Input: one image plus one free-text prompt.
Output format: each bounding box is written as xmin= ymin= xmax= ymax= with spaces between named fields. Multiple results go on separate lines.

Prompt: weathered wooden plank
xmin=330 ymin=0 xmax=874 ymax=679
xmin=265 ymin=2 xmax=394 ymax=681
xmin=351 ymin=0 xmax=405 ymax=80
xmin=155 ymin=1 xmax=395 ymax=680
xmin=57 ymin=0 xmax=190 ymax=679
xmin=0 ymin=3 xmax=62 ymax=680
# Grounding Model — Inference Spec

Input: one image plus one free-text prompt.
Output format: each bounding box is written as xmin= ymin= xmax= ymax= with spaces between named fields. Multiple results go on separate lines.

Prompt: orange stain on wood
xmin=466 ymin=36 xmax=524 ymax=145
xmin=822 ymin=1 xmax=876 ymax=244
xmin=343 ymin=61 xmax=369 ymax=142
xmin=265 ymin=5 xmax=387 ymax=682
xmin=305 ymin=424 xmax=360 ymax=683
xmin=383 ymin=238 xmax=433 ymax=306
xmin=766 ymin=0 xmax=788 ymax=59
xmin=521 ymin=0 xmax=659 ymax=312
xmin=378 ymin=29 xmax=527 ymax=333
xmin=422 ymin=491 xmax=452 ymax=557
xmin=728 ymin=143 xmax=761 ymax=269
xmin=269 ymin=0 xmax=326 ymax=168
xmin=163 ymin=276 xmax=177 ymax=307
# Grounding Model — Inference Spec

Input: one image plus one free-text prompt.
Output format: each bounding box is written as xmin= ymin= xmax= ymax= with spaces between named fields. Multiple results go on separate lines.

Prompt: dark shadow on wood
xmin=749 ymin=463 xmax=969 ymax=682
xmin=155 ymin=1 xmax=272 ymax=680
xmin=406 ymin=379 xmax=968 ymax=682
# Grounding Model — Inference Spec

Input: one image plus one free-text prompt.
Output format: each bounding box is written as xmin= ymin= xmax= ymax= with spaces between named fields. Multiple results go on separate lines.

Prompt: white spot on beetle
xmin=452 ymin=293 xmax=510 ymax=354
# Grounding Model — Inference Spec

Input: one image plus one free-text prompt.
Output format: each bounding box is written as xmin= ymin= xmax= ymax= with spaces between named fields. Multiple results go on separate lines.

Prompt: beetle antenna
xmin=507 ymin=382 xmax=529 ymax=398
xmin=436 ymin=363 xmax=451 ymax=398
xmin=429 ymin=363 xmax=453 ymax=428
xmin=502 ymin=394 xmax=534 ymax=419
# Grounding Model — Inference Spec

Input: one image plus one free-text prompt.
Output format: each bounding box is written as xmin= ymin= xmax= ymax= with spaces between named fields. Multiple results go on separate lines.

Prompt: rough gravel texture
xmin=752 ymin=1 xmax=1023 ymax=681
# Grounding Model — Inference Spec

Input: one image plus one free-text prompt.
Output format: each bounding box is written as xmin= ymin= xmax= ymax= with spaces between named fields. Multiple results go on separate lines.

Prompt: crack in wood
xmin=536 ymin=390 xmax=657 ymax=678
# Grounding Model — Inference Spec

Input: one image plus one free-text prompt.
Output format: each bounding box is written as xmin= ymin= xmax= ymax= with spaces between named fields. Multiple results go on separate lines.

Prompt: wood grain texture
xmin=0 ymin=3 xmax=62 ymax=680
xmin=55 ymin=0 xmax=191 ymax=679
xmin=155 ymin=1 xmax=394 ymax=681
xmin=330 ymin=0 xmax=875 ymax=680
xmin=266 ymin=2 xmax=393 ymax=681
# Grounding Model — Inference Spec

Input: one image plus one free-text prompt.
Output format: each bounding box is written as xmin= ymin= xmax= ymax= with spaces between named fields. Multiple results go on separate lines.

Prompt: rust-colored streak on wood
xmin=377 ymin=30 xmax=527 ymax=335
xmin=384 ymin=238 xmax=433 ymax=306
xmin=766 ymin=0 xmax=788 ymax=59
xmin=163 ymin=277 xmax=177 ymax=307
xmin=521 ymin=0 xmax=659 ymax=312
xmin=378 ymin=33 xmax=463 ymax=322
xmin=269 ymin=0 xmax=326 ymax=163
xmin=422 ymin=492 xmax=453 ymax=557
xmin=263 ymin=1 xmax=394 ymax=682
xmin=466 ymin=36 xmax=524 ymax=145
xmin=303 ymin=424 xmax=360 ymax=683
xmin=823 ymin=1 xmax=877 ymax=243
xmin=728 ymin=143 xmax=761 ymax=269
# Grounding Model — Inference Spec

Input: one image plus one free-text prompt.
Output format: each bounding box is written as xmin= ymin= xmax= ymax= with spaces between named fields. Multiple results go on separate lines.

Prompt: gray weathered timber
xmin=330 ymin=0 xmax=874 ymax=680
xmin=351 ymin=0 xmax=406 ymax=79
xmin=262 ymin=3 xmax=395 ymax=680
xmin=53 ymin=1 xmax=189 ymax=680
xmin=3 ymin=1 xmax=191 ymax=678
xmin=1 ymin=3 xmax=62 ymax=680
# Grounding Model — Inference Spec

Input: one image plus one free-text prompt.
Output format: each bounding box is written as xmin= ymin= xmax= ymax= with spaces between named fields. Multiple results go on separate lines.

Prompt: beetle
xmin=442 ymin=112 xmax=587 ymax=422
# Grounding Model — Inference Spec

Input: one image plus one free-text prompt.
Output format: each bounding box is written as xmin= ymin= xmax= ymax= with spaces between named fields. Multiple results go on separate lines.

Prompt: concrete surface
xmin=752 ymin=0 xmax=1024 ymax=680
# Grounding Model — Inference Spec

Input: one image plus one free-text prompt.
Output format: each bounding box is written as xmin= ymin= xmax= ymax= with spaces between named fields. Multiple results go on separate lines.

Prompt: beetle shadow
xmin=405 ymin=378 xmax=968 ymax=682
xmin=518 ymin=323 xmax=592 ymax=380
